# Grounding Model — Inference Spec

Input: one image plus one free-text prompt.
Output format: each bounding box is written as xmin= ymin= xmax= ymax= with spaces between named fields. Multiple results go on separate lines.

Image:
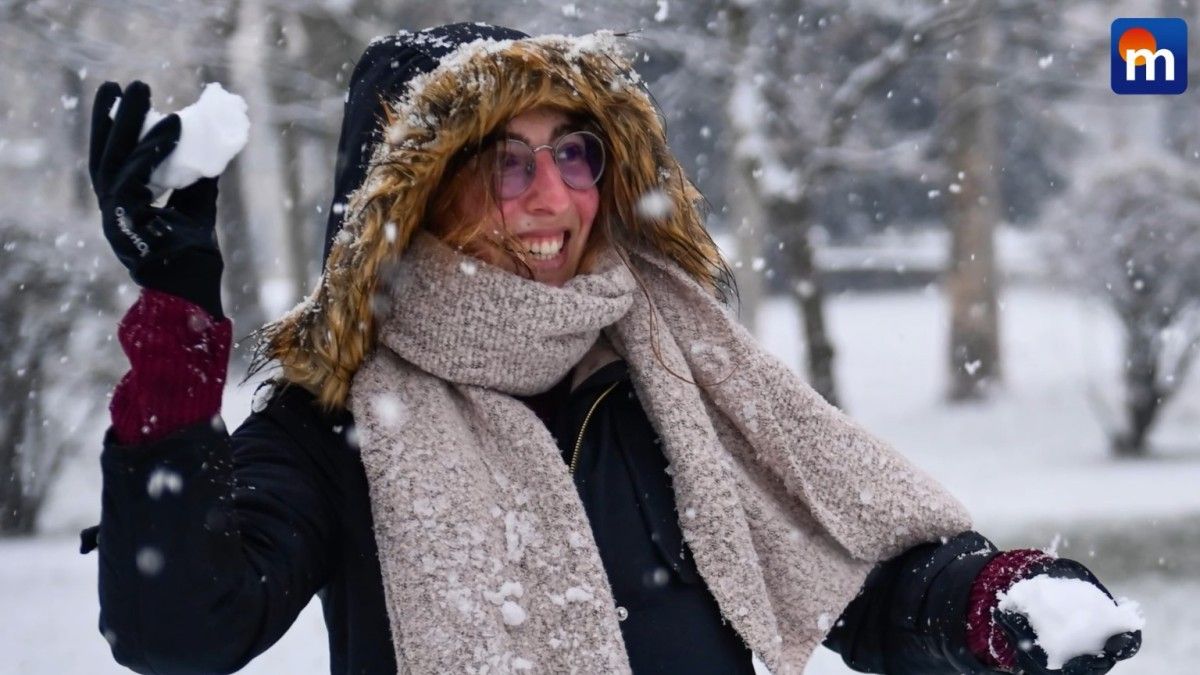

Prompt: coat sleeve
xmin=821 ymin=530 xmax=1003 ymax=675
xmin=88 ymin=397 xmax=341 ymax=675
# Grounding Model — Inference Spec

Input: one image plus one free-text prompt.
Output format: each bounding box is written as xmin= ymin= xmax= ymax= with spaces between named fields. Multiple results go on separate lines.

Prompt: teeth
xmin=521 ymin=234 xmax=565 ymax=258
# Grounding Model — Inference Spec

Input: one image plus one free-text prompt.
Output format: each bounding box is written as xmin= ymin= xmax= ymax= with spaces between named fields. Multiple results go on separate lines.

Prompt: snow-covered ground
xmin=4 ymin=283 xmax=1196 ymax=673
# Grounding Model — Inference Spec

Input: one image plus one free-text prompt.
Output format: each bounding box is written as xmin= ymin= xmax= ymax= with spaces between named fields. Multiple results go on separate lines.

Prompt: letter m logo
xmin=1112 ymin=18 xmax=1188 ymax=95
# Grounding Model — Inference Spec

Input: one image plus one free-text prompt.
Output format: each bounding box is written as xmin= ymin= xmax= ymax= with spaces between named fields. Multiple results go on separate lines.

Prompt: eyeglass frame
xmin=471 ymin=129 xmax=606 ymax=200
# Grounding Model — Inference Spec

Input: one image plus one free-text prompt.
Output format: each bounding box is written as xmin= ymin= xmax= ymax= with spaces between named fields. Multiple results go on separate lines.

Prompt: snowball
xmin=110 ymin=82 xmax=249 ymax=198
xmin=998 ymin=576 xmax=1144 ymax=669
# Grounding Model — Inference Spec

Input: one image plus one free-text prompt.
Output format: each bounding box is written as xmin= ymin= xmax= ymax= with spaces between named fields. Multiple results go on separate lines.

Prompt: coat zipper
xmin=569 ymin=381 xmax=621 ymax=475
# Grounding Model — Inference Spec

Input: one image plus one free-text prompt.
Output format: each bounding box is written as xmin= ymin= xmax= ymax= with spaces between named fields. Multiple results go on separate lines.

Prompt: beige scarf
xmin=347 ymin=231 xmax=971 ymax=674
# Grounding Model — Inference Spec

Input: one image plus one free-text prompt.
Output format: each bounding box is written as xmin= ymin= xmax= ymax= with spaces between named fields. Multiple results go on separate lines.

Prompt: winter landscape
xmin=3 ymin=1 xmax=1198 ymax=674
xmin=6 ymin=278 xmax=1196 ymax=673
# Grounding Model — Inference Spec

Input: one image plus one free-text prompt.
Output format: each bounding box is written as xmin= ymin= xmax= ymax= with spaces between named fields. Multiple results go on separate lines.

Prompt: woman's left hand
xmin=993 ymin=558 xmax=1142 ymax=675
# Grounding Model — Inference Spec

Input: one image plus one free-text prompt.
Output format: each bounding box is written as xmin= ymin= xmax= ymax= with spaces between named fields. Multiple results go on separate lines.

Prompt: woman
xmin=83 ymin=23 xmax=1140 ymax=675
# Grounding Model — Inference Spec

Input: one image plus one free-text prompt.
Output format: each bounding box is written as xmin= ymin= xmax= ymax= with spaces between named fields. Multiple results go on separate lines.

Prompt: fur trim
xmin=252 ymin=31 xmax=724 ymax=412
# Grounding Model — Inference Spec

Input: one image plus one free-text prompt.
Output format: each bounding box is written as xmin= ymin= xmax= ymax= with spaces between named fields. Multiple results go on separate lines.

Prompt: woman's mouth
xmin=518 ymin=230 xmax=571 ymax=269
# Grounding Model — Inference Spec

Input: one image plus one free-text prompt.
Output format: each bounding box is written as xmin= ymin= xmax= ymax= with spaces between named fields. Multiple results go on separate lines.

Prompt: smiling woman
xmin=83 ymin=21 xmax=1142 ymax=675
xmin=427 ymin=106 xmax=604 ymax=287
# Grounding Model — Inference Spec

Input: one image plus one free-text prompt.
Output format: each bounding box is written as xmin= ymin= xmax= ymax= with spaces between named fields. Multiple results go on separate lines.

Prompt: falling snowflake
xmin=146 ymin=467 xmax=183 ymax=499
xmin=136 ymin=547 xmax=164 ymax=576
xmin=636 ymin=189 xmax=672 ymax=219
xmin=372 ymin=393 xmax=407 ymax=427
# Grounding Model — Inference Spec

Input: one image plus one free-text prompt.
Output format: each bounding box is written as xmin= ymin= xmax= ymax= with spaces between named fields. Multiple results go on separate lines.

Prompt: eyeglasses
xmin=494 ymin=130 xmax=605 ymax=200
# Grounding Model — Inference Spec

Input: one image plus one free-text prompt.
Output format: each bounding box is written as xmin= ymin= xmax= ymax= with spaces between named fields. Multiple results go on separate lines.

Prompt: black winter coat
xmin=82 ymin=359 xmax=1002 ymax=675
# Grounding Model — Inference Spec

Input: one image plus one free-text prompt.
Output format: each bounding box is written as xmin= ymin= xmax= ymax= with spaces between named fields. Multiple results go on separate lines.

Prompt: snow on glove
xmin=89 ymin=80 xmax=225 ymax=319
xmin=993 ymin=558 xmax=1142 ymax=675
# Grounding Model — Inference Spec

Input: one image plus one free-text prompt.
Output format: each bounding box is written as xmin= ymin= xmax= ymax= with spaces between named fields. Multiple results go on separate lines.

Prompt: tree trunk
xmin=231 ymin=0 xmax=304 ymax=317
xmin=1113 ymin=308 xmax=1165 ymax=457
xmin=268 ymin=11 xmax=316 ymax=304
xmin=724 ymin=2 xmax=764 ymax=331
xmin=0 ymin=366 xmax=41 ymax=535
xmin=724 ymin=0 xmax=840 ymax=407
xmin=0 ymin=373 xmax=31 ymax=534
xmin=776 ymin=197 xmax=840 ymax=408
xmin=729 ymin=166 xmax=766 ymax=330
xmin=276 ymin=120 xmax=311 ymax=302
xmin=63 ymin=64 xmax=91 ymax=212
xmin=944 ymin=13 xmax=1002 ymax=402
xmin=199 ymin=0 xmax=266 ymax=359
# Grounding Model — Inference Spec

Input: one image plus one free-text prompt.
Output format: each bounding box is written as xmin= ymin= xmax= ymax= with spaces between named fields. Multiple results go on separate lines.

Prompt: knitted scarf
xmin=347 ymin=231 xmax=972 ymax=674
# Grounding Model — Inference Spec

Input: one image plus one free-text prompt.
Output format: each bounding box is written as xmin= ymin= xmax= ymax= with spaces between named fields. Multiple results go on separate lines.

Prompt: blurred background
xmin=1 ymin=0 xmax=1197 ymax=672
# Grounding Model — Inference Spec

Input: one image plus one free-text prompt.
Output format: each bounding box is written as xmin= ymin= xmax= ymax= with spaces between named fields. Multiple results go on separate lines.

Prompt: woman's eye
xmin=557 ymin=143 xmax=584 ymax=163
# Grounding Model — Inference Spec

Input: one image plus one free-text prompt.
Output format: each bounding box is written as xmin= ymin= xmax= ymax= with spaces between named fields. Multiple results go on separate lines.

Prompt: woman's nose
xmin=523 ymin=149 xmax=572 ymax=213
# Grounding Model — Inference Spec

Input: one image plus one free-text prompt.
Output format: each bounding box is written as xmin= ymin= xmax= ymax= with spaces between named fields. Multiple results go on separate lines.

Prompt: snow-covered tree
xmin=1055 ymin=156 xmax=1200 ymax=457
xmin=0 ymin=221 xmax=123 ymax=534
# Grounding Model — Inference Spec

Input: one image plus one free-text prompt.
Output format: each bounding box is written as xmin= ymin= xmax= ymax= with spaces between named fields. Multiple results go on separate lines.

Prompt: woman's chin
xmin=533 ymin=268 xmax=572 ymax=287
xmin=525 ymin=245 xmax=586 ymax=285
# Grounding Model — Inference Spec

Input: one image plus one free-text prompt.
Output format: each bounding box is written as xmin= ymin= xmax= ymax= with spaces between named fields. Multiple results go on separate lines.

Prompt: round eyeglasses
xmin=494 ymin=130 xmax=606 ymax=200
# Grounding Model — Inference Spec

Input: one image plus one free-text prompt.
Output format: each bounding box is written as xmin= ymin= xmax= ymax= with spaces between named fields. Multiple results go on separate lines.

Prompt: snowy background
xmin=2 ymin=1 xmax=1198 ymax=674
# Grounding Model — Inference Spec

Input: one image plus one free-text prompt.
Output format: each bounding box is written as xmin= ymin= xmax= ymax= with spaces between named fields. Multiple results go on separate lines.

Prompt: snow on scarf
xmin=347 ymin=230 xmax=972 ymax=673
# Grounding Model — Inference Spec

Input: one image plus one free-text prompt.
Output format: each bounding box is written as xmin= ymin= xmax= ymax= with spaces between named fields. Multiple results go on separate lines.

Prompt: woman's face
xmin=455 ymin=107 xmax=601 ymax=286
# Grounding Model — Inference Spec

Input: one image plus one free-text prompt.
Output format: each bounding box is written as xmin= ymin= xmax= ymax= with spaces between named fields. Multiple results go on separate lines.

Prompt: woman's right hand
xmin=90 ymin=80 xmax=226 ymax=319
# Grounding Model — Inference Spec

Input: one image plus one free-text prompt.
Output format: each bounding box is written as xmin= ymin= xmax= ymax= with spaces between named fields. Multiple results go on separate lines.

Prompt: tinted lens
xmin=554 ymin=131 xmax=605 ymax=189
xmin=496 ymin=140 xmax=534 ymax=200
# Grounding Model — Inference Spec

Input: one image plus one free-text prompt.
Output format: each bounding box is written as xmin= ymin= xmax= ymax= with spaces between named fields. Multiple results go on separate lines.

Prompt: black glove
xmin=89 ymin=80 xmax=225 ymax=320
xmin=993 ymin=558 xmax=1142 ymax=675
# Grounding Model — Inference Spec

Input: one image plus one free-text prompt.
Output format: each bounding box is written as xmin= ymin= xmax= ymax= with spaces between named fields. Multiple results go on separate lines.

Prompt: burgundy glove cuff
xmin=110 ymin=287 xmax=232 ymax=445
xmin=966 ymin=548 xmax=1054 ymax=671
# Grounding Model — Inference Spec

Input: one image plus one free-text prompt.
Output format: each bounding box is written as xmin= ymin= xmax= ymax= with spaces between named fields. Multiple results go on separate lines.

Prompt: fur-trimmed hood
xmin=252 ymin=23 xmax=724 ymax=411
